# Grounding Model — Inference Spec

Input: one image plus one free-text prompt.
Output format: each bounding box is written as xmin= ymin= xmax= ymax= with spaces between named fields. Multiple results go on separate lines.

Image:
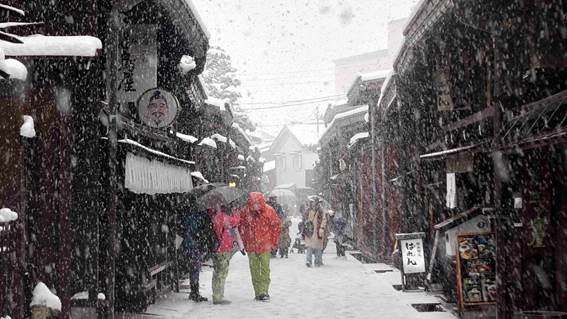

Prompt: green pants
xmin=212 ymin=253 xmax=232 ymax=302
xmin=248 ymin=252 xmax=271 ymax=297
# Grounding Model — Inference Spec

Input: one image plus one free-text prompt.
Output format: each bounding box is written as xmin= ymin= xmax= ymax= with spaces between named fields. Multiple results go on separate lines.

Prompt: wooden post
xmin=105 ymin=4 xmax=121 ymax=319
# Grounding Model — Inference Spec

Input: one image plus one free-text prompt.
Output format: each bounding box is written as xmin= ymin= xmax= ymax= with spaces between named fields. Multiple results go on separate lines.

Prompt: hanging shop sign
xmin=117 ymin=24 xmax=158 ymax=105
xmin=455 ymin=232 xmax=496 ymax=314
xmin=137 ymin=88 xmax=180 ymax=128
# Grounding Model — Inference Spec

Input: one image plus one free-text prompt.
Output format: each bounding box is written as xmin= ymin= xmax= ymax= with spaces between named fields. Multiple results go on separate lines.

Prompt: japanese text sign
xmin=400 ymin=238 xmax=426 ymax=274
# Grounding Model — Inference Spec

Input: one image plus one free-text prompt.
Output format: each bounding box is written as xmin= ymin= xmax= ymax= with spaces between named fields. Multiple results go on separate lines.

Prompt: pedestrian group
xmin=181 ymin=191 xmax=345 ymax=305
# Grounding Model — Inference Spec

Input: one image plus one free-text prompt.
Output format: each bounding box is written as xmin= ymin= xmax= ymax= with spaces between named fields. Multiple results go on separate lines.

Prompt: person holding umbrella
xmin=206 ymin=195 xmax=241 ymax=305
xmin=239 ymin=192 xmax=281 ymax=301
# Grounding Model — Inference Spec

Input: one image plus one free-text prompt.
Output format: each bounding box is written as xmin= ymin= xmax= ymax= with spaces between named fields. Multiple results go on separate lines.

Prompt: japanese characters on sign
xmin=400 ymin=238 xmax=426 ymax=274
xmin=117 ymin=24 xmax=158 ymax=105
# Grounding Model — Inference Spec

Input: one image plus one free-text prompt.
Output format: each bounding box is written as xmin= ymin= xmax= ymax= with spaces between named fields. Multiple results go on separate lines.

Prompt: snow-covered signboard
xmin=400 ymin=237 xmax=426 ymax=274
xmin=117 ymin=24 xmax=157 ymax=104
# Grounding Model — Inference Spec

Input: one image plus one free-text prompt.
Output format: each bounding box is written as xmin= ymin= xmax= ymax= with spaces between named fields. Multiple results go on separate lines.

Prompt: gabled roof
xmin=269 ymin=125 xmax=306 ymax=154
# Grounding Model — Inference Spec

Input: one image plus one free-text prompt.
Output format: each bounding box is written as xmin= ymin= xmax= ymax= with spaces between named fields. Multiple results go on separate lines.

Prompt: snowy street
xmin=142 ymin=223 xmax=455 ymax=319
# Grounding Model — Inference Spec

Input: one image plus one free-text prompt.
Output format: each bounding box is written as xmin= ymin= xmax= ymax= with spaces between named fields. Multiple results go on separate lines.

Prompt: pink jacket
xmin=211 ymin=211 xmax=241 ymax=253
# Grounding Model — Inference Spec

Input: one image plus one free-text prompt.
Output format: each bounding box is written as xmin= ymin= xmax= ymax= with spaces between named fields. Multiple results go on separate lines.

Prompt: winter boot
xmin=189 ymin=283 xmax=208 ymax=302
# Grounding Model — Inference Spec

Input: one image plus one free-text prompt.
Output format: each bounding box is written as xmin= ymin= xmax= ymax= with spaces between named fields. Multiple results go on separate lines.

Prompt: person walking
xmin=180 ymin=206 xmax=218 ymax=302
xmin=329 ymin=210 xmax=347 ymax=257
xmin=239 ymin=192 xmax=281 ymax=301
xmin=267 ymin=195 xmax=285 ymax=257
xmin=278 ymin=216 xmax=292 ymax=258
xmin=208 ymin=196 xmax=241 ymax=305
xmin=304 ymin=198 xmax=329 ymax=267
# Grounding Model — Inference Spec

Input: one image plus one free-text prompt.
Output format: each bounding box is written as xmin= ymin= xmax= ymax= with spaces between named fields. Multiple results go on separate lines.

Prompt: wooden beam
xmin=444 ymin=106 xmax=495 ymax=131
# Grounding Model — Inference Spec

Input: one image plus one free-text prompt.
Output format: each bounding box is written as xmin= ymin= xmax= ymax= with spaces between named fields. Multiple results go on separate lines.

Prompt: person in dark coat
xmin=267 ymin=195 xmax=285 ymax=257
xmin=181 ymin=208 xmax=218 ymax=302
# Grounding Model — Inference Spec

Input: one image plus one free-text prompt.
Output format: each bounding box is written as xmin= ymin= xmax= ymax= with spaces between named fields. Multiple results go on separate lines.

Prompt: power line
xmin=237 ymin=94 xmax=344 ymax=106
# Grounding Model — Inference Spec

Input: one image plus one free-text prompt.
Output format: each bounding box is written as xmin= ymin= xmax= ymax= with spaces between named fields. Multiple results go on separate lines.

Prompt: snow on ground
xmin=143 ymin=221 xmax=455 ymax=319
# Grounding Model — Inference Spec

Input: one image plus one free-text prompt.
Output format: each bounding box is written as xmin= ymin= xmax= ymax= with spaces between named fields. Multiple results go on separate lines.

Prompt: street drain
xmin=374 ymin=269 xmax=393 ymax=273
xmin=392 ymin=284 xmax=403 ymax=290
xmin=411 ymin=303 xmax=445 ymax=312
xmin=350 ymin=252 xmax=376 ymax=264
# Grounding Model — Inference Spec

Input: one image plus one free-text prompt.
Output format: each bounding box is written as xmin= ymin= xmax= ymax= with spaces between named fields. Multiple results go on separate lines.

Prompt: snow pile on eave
xmin=198 ymin=137 xmax=217 ymax=149
xmin=0 ymin=207 xmax=18 ymax=223
xmin=1 ymin=35 xmax=102 ymax=57
xmin=228 ymin=138 xmax=236 ymax=148
xmin=263 ymin=160 xmax=275 ymax=172
xmin=191 ymin=171 xmax=209 ymax=183
xmin=0 ymin=4 xmax=25 ymax=16
xmin=211 ymin=133 xmax=228 ymax=143
xmin=176 ymin=132 xmax=197 ymax=144
xmin=178 ymin=55 xmax=196 ymax=75
xmin=119 ymin=138 xmax=195 ymax=165
xmin=360 ymin=69 xmax=390 ymax=82
xmin=246 ymin=155 xmax=256 ymax=162
xmin=30 ymin=282 xmax=61 ymax=311
xmin=20 ymin=115 xmax=35 ymax=138
xmin=237 ymin=154 xmax=245 ymax=161
xmin=1 ymin=48 xmax=27 ymax=80
xmin=348 ymin=132 xmax=370 ymax=148
xmin=364 ymin=112 xmax=369 ymax=123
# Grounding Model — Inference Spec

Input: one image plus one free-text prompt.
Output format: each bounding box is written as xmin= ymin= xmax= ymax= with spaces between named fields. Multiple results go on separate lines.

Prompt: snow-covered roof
xmin=263 ymin=160 xmax=275 ymax=172
xmin=287 ymin=124 xmax=325 ymax=147
xmin=119 ymin=138 xmax=195 ymax=165
xmin=228 ymin=138 xmax=236 ymax=148
xmin=211 ymin=133 xmax=228 ymax=143
xmin=176 ymin=132 xmax=198 ymax=144
xmin=348 ymin=132 xmax=370 ymax=148
xmin=327 ymin=105 xmax=368 ymax=128
xmin=0 ymin=207 xmax=18 ymax=223
xmin=360 ymin=70 xmax=390 ymax=82
xmin=232 ymin=122 xmax=252 ymax=145
xmin=191 ymin=171 xmax=209 ymax=184
xmin=31 ymin=282 xmax=61 ymax=311
xmin=20 ymin=115 xmax=35 ymax=138
xmin=198 ymin=137 xmax=217 ymax=149
xmin=183 ymin=0 xmax=211 ymax=39
xmin=1 ymin=35 xmax=102 ymax=57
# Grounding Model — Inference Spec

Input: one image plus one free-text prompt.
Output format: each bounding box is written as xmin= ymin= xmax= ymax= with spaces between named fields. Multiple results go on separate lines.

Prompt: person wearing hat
xmin=304 ymin=197 xmax=329 ymax=267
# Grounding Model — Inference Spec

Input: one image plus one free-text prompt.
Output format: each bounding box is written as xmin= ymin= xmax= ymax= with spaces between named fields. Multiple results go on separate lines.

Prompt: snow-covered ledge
xmin=20 ymin=115 xmax=35 ymax=138
xmin=0 ymin=207 xmax=18 ymax=223
xmin=198 ymin=137 xmax=217 ymax=149
xmin=1 ymin=35 xmax=102 ymax=57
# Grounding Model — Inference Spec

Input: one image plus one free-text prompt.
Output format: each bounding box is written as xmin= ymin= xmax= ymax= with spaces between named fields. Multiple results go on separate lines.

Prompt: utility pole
xmin=316 ymin=106 xmax=320 ymax=139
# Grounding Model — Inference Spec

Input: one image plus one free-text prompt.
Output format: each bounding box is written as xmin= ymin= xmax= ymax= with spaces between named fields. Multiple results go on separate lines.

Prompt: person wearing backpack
xmin=180 ymin=204 xmax=218 ymax=302
xmin=304 ymin=197 xmax=329 ymax=267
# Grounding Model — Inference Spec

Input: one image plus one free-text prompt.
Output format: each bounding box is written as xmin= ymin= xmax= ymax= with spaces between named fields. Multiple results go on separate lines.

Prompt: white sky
xmin=192 ymin=0 xmax=419 ymax=139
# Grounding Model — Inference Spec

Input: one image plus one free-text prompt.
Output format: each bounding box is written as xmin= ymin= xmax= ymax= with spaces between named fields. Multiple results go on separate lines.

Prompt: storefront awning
xmin=420 ymin=144 xmax=479 ymax=159
xmin=433 ymin=207 xmax=481 ymax=231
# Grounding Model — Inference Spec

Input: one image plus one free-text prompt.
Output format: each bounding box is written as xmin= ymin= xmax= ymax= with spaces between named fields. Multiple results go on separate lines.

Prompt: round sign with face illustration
xmin=137 ymin=88 xmax=179 ymax=128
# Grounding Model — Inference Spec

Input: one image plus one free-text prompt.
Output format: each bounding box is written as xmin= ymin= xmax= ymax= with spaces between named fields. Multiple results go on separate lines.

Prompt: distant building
xmin=262 ymin=125 xmax=319 ymax=190
xmin=333 ymin=50 xmax=389 ymax=95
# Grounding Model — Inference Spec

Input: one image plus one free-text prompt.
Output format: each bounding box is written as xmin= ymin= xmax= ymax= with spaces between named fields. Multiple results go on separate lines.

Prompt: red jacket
xmin=211 ymin=211 xmax=241 ymax=253
xmin=239 ymin=192 xmax=281 ymax=253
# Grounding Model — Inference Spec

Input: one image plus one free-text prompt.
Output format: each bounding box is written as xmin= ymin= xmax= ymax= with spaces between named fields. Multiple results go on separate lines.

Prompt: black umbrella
xmin=196 ymin=184 xmax=247 ymax=209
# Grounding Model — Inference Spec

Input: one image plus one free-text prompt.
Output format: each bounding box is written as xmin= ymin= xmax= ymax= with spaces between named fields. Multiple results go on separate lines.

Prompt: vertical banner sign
xmin=117 ymin=24 xmax=158 ymax=104
xmin=400 ymin=237 xmax=426 ymax=274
